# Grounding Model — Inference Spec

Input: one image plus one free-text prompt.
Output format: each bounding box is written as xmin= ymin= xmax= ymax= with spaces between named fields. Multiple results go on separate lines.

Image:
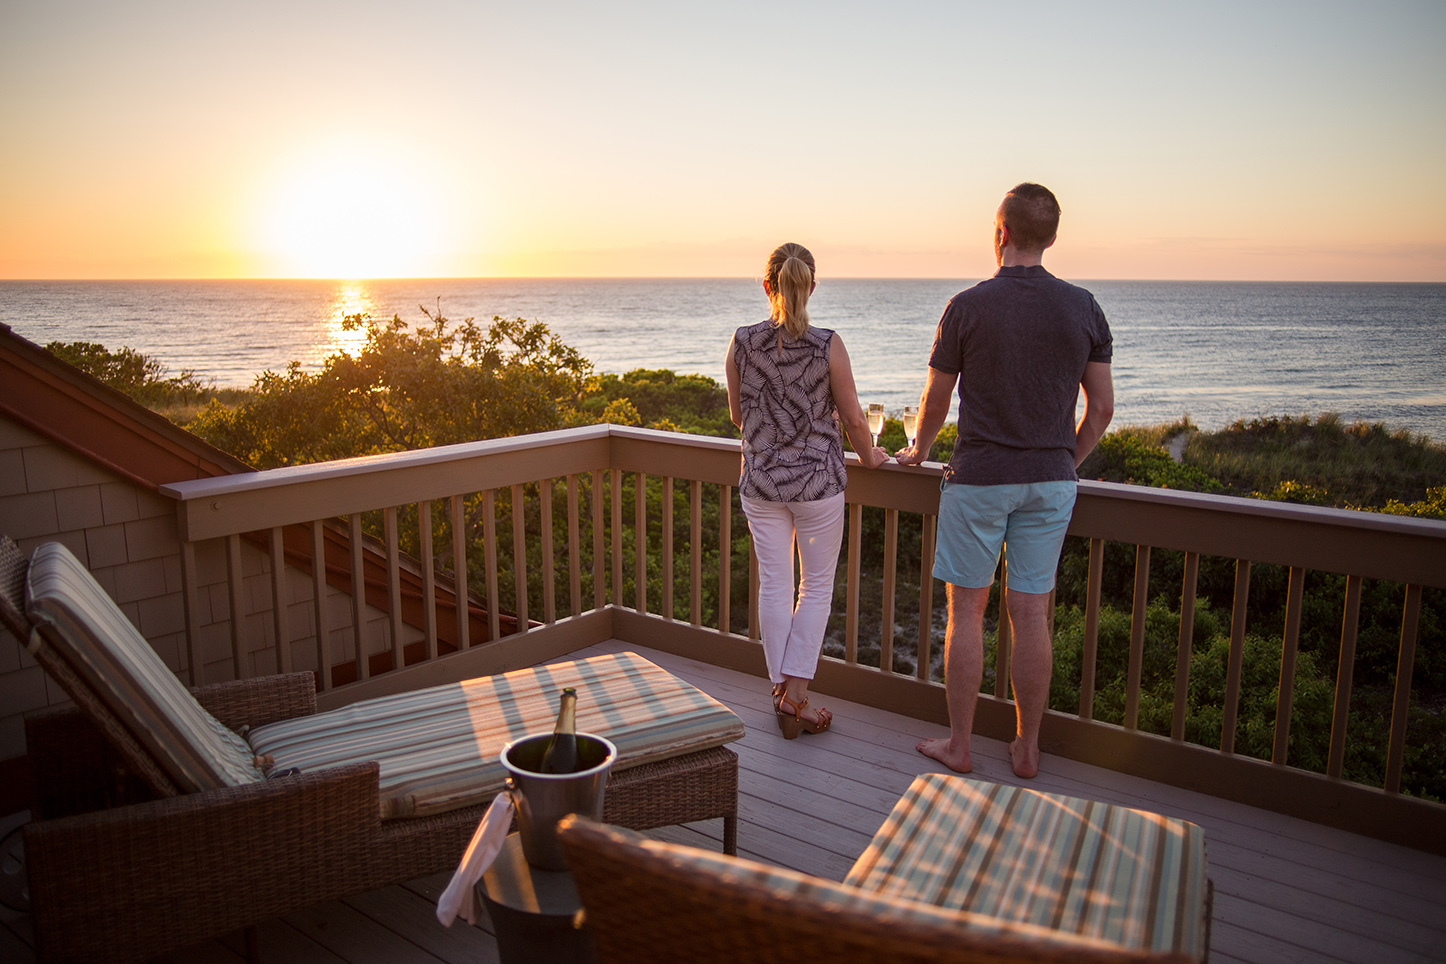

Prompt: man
xmin=895 ymin=183 xmax=1114 ymax=778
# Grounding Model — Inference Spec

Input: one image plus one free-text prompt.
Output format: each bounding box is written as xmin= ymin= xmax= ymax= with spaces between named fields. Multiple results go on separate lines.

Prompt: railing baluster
xmin=917 ymin=514 xmax=935 ymax=681
xmin=511 ymin=484 xmax=528 ymax=632
xmin=718 ymin=484 xmax=731 ymax=634
xmin=635 ymin=472 xmax=648 ymax=613
xmin=1272 ymin=566 xmax=1307 ymax=765
xmin=310 ymin=520 xmax=331 ymax=690
xmin=483 ymin=489 xmax=501 ymax=643
xmin=1327 ymin=574 xmax=1363 ymax=779
xmin=846 ymin=502 xmax=861 ymax=664
xmin=591 ymin=470 xmax=604 ymax=611
xmin=268 ymin=526 xmax=290 ymax=674
xmin=690 ymin=479 xmax=702 ymax=627
xmin=180 ymin=540 xmax=202 ymax=686
xmin=348 ymin=514 xmax=367 ymax=681
xmin=225 ymin=533 xmax=246 ymax=681
xmin=1124 ymin=544 xmax=1151 ymax=730
xmin=1079 ymin=537 xmax=1104 ymax=720
xmin=450 ymin=495 xmax=470 ymax=652
xmin=881 ymin=508 xmax=898 ymax=673
xmin=1221 ymin=559 xmax=1250 ymax=753
xmin=1172 ymin=551 xmax=1199 ymax=741
xmin=419 ymin=499 xmax=438 ymax=660
xmin=1386 ymin=584 xmax=1422 ymax=793
xmin=995 ymin=563 xmax=1010 ymax=699
xmin=567 ymin=475 xmax=582 ymax=618
xmin=384 ymin=506 xmax=404 ymax=670
xmin=541 ymin=479 xmax=555 ymax=624
xmin=611 ymin=468 xmax=623 ymax=606
xmin=661 ymin=477 xmax=674 ymax=620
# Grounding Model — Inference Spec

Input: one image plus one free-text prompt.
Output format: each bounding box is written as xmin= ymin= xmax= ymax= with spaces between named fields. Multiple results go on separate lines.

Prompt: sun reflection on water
xmin=327 ymin=283 xmax=375 ymax=356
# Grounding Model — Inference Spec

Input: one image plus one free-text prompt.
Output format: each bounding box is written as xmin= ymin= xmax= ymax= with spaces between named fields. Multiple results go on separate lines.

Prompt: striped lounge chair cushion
xmin=23 ymin=542 xmax=264 ymax=792
xmin=844 ymin=774 xmax=1210 ymax=962
xmin=248 ymin=651 xmax=745 ymax=819
xmin=573 ymin=819 xmax=1143 ymax=957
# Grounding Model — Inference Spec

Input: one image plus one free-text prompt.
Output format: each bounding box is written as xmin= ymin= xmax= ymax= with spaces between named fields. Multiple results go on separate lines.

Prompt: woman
xmin=725 ymin=243 xmax=889 ymax=738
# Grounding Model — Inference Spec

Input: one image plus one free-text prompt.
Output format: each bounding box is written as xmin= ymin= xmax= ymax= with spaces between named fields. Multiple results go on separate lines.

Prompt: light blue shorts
xmin=933 ymin=480 xmax=1077 ymax=594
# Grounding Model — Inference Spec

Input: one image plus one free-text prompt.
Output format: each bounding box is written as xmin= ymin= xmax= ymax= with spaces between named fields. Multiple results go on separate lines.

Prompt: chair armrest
xmin=25 ymin=762 xmax=382 ymax=964
xmin=192 ymin=671 xmax=317 ymax=731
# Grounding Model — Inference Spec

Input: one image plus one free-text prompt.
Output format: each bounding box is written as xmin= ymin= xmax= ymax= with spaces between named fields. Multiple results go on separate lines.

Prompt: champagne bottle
xmin=539 ymin=687 xmax=579 ymax=773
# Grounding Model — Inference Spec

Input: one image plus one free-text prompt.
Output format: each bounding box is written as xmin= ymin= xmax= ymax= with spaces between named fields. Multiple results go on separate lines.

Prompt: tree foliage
xmin=582 ymin=369 xmax=736 ymax=438
xmin=46 ymin=340 xmax=209 ymax=407
xmin=189 ymin=311 xmax=600 ymax=468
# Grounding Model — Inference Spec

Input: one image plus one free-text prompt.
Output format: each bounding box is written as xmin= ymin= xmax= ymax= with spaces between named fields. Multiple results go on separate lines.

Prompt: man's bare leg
xmin=917 ymin=584 xmax=989 ymax=772
xmin=1004 ymin=588 xmax=1053 ymax=778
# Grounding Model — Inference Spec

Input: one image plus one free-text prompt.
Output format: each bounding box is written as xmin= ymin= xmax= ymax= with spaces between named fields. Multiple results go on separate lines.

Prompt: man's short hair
xmin=1000 ymin=183 xmax=1060 ymax=252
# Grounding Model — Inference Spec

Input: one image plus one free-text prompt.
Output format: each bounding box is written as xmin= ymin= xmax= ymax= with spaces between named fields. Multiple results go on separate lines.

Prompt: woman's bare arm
xmin=829 ymin=335 xmax=889 ymax=469
xmin=724 ymin=334 xmax=743 ymax=429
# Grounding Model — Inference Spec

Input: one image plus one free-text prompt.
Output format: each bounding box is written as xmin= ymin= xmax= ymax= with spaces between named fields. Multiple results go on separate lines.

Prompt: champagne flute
xmin=867 ymin=403 xmax=885 ymax=447
xmin=903 ymin=405 xmax=918 ymax=450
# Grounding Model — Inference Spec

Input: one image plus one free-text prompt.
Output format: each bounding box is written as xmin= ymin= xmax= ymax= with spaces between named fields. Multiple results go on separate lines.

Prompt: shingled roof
xmin=0 ymin=323 xmax=252 ymax=489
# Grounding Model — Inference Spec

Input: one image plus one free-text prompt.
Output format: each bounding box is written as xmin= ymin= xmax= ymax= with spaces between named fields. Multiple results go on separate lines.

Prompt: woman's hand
xmin=858 ymin=445 xmax=891 ymax=469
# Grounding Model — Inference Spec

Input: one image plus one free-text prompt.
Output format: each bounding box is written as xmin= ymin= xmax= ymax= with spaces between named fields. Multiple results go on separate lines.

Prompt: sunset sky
xmin=2 ymin=1 xmax=1442 ymax=281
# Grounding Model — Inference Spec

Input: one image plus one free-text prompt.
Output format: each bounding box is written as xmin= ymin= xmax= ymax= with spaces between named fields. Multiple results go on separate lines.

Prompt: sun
xmin=261 ymin=149 xmax=448 ymax=278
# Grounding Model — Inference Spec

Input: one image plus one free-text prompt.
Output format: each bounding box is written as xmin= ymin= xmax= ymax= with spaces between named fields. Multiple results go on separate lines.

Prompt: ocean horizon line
xmin=5 ymin=276 xmax=1445 ymax=286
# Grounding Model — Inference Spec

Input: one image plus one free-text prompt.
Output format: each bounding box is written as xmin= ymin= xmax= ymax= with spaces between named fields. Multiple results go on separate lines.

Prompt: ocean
xmin=2 ymin=278 xmax=1443 ymax=442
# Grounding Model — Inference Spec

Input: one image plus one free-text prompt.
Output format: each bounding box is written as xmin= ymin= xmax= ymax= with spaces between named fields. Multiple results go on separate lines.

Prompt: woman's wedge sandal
xmin=775 ymin=692 xmax=832 ymax=739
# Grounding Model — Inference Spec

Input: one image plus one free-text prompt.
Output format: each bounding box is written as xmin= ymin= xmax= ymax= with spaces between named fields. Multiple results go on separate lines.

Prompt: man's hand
xmin=895 ymin=442 xmax=929 ymax=466
xmin=896 ymin=367 xmax=958 ymax=466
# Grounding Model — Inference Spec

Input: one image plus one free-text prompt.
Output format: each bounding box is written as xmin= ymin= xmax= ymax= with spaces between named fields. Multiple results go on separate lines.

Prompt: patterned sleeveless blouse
xmin=733 ymin=320 xmax=847 ymax=502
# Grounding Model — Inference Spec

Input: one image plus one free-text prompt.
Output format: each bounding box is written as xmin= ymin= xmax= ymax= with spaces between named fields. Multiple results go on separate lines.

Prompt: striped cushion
xmin=24 ymin=543 xmax=263 ymax=792
xmin=587 ymin=821 xmax=1138 ymax=956
xmin=845 ymin=774 xmax=1209 ymax=961
xmin=248 ymin=651 xmax=745 ymax=819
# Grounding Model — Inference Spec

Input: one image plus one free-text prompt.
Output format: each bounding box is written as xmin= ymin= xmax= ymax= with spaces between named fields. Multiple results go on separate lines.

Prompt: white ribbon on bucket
xmin=436 ymin=791 xmax=516 ymax=927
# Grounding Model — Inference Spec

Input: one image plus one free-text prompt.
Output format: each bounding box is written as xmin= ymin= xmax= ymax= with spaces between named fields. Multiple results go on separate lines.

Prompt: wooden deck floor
xmin=6 ymin=639 xmax=1446 ymax=963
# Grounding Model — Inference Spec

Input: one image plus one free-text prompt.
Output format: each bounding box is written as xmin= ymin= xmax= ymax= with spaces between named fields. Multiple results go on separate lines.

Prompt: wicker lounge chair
xmin=558 ymin=774 xmax=1212 ymax=964
xmin=1 ymin=536 xmax=742 ymax=964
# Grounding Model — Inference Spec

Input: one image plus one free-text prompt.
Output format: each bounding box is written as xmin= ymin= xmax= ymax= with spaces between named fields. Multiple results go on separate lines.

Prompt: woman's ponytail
xmin=764 ymin=242 xmax=816 ymax=338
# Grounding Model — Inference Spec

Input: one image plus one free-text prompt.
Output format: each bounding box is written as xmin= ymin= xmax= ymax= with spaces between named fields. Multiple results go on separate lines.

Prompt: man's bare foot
xmin=1009 ymin=739 xmax=1039 ymax=778
xmin=916 ymin=737 xmax=972 ymax=773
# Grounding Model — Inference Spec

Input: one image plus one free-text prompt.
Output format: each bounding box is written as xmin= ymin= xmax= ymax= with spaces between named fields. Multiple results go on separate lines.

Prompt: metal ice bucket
xmin=500 ymin=731 xmax=616 ymax=870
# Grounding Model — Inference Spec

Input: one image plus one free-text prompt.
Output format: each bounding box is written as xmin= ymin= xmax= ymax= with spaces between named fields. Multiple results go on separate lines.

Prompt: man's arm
xmin=1075 ymin=361 xmax=1114 ymax=466
xmin=895 ymin=366 xmax=957 ymax=465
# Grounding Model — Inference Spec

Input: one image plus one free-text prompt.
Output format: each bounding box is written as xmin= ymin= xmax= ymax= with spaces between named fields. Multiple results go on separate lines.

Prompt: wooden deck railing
xmin=161 ymin=424 xmax=1446 ymax=854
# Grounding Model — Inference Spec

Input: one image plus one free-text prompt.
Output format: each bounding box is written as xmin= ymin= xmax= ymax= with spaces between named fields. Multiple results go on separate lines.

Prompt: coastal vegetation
xmin=46 ymin=315 xmax=1446 ymax=802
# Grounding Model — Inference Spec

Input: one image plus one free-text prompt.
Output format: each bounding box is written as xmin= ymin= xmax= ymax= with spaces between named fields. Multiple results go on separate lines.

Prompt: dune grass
xmin=1081 ymin=413 xmax=1446 ymax=515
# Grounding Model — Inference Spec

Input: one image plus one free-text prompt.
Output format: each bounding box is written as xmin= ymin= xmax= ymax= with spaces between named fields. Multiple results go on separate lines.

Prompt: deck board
xmin=12 ymin=639 xmax=1446 ymax=963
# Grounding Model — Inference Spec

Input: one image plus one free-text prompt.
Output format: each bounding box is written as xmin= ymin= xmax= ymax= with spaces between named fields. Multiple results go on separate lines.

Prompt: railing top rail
xmin=159 ymin=424 xmax=616 ymax=501
xmin=1077 ymin=478 xmax=1446 ymax=539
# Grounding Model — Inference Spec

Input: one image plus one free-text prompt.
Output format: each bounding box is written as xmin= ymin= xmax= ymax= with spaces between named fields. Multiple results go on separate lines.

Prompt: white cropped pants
xmin=741 ymin=492 xmax=847 ymax=684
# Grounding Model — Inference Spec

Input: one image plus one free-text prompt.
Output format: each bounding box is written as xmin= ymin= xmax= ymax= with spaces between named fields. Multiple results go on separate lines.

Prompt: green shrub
xmin=46 ymin=341 xmax=210 ymax=408
xmin=1079 ymin=433 xmax=1225 ymax=492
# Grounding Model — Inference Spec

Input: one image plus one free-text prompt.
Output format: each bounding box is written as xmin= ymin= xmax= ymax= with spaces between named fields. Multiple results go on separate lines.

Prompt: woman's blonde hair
xmin=764 ymin=242 xmax=816 ymax=338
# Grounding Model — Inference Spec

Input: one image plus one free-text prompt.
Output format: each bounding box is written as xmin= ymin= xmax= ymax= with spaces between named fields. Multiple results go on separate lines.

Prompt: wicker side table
xmin=479 ymin=833 xmax=597 ymax=964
